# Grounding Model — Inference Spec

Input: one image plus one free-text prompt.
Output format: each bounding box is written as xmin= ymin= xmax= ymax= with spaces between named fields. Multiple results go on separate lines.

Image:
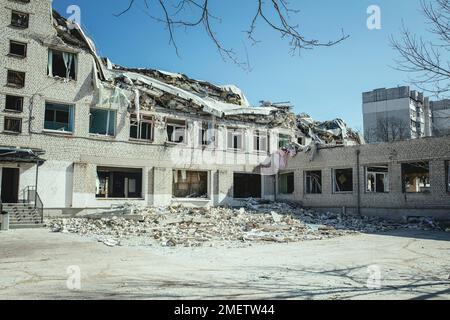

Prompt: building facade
xmin=431 ymin=99 xmax=450 ymax=137
xmin=363 ymin=86 xmax=433 ymax=143
xmin=278 ymin=136 xmax=450 ymax=221
xmin=0 ymin=0 xmax=297 ymax=215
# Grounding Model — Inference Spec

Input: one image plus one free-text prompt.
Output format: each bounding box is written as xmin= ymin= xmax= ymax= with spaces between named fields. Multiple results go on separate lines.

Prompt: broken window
xmin=402 ymin=162 xmax=430 ymax=193
xmin=9 ymin=40 xmax=27 ymax=58
xmin=167 ymin=119 xmax=186 ymax=143
xmin=44 ymin=102 xmax=74 ymax=132
xmin=233 ymin=173 xmax=261 ymax=198
xmin=4 ymin=117 xmax=21 ymax=133
xmin=11 ymin=11 xmax=29 ymax=28
xmin=305 ymin=170 xmax=322 ymax=194
xmin=278 ymin=134 xmax=291 ymax=148
xmin=130 ymin=114 xmax=153 ymax=141
xmin=5 ymin=95 xmax=23 ymax=112
xmin=254 ymin=131 xmax=268 ymax=152
xmin=279 ymin=172 xmax=294 ymax=194
xmin=199 ymin=122 xmax=217 ymax=147
xmin=7 ymin=70 xmax=25 ymax=88
xmin=333 ymin=168 xmax=353 ymax=193
xmin=366 ymin=165 xmax=389 ymax=193
xmin=48 ymin=49 xmax=77 ymax=80
xmin=173 ymin=170 xmax=208 ymax=198
xmin=90 ymin=108 xmax=116 ymax=136
xmin=227 ymin=128 xmax=244 ymax=150
xmin=96 ymin=167 xmax=142 ymax=199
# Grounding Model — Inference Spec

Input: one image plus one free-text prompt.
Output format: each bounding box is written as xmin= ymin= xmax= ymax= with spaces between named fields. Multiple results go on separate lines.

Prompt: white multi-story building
xmin=0 ymin=0 xmax=298 ymax=222
xmin=431 ymin=99 xmax=450 ymax=137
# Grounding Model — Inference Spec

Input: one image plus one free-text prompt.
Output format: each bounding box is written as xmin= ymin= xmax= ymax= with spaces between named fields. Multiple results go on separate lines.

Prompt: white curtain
xmin=48 ymin=50 xmax=53 ymax=77
xmin=62 ymin=52 xmax=74 ymax=79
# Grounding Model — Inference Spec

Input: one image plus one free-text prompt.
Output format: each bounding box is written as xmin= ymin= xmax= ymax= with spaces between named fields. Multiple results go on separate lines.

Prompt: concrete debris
xmin=297 ymin=113 xmax=363 ymax=146
xmin=46 ymin=202 xmax=442 ymax=248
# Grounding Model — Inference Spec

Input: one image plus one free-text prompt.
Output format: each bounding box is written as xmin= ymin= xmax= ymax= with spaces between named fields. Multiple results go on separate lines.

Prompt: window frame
xmin=365 ymin=165 xmax=390 ymax=193
xmin=89 ymin=108 xmax=116 ymax=137
xmin=166 ymin=119 xmax=187 ymax=144
xmin=304 ymin=170 xmax=323 ymax=194
xmin=47 ymin=49 xmax=78 ymax=81
xmin=199 ymin=122 xmax=217 ymax=148
xmin=95 ymin=167 xmax=143 ymax=199
xmin=278 ymin=134 xmax=291 ymax=149
xmin=332 ymin=168 xmax=354 ymax=194
xmin=8 ymin=40 xmax=27 ymax=58
xmin=5 ymin=95 xmax=24 ymax=113
xmin=401 ymin=161 xmax=431 ymax=194
xmin=6 ymin=69 xmax=25 ymax=88
xmin=10 ymin=10 xmax=29 ymax=29
xmin=3 ymin=117 xmax=22 ymax=133
xmin=278 ymin=172 xmax=295 ymax=195
xmin=227 ymin=128 xmax=244 ymax=151
xmin=253 ymin=130 xmax=268 ymax=153
xmin=130 ymin=114 xmax=154 ymax=142
xmin=172 ymin=170 xmax=209 ymax=199
xmin=44 ymin=102 xmax=75 ymax=133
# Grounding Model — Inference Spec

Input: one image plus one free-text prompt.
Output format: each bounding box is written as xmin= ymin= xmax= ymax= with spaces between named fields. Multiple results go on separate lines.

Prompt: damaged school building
xmin=0 ymin=0 xmax=449 ymax=226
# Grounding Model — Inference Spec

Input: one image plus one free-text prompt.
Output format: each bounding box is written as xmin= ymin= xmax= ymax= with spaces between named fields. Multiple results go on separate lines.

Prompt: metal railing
xmin=22 ymin=186 xmax=44 ymax=223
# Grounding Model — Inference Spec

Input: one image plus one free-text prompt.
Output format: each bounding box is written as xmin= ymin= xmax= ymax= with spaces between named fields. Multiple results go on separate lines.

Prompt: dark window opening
xmin=9 ymin=41 xmax=27 ymax=57
xmin=233 ymin=173 xmax=261 ymax=198
xmin=279 ymin=172 xmax=294 ymax=194
xmin=90 ymin=108 xmax=115 ymax=136
xmin=5 ymin=95 xmax=23 ymax=112
xmin=44 ymin=102 xmax=74 ymax=132
xmin=167 ymin=119 xmax=186 ymax=143
xmin=7 ymin=70 xmax=25 ymax=88
xmin=4 ymin=118 xmax=21 ymax=133
xmin=173 ymin=170 xmax=208 ymax=198
xmin=333 ymin=168 xmax=353 ymax=193
xmin=227 ymin=128 xmax=243 ymax=150
xmin=96 ymin=167 xmax=142 ymax=199
xmin=366 ymin=165 xmax=389 ymax=193
xmin=402 ymin=162 xmax=430 ymax=193
xmin=11 ymin=11 xmax=29 ymax=28
xmin=305 ymin=170 xmax=322 ymax=194
xmin=130 ymin=115 xmax=153 ymax=141
xmin=48 ymin=49 xmax=77 ymax=80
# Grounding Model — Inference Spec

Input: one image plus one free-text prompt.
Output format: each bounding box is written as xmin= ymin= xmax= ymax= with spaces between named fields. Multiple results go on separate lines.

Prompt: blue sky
xmin=53 ymin=0 xmax=428 ymax=129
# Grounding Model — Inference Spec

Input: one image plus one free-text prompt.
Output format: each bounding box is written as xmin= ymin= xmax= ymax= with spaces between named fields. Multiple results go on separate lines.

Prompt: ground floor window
xmin=44 ymin=102 xmax=74 ymax=132
xmin=305 ymin=170 xmax=322 ymax=194
xmin=402 ymin=162 xmax=430 ymax=193
xmin=279 ymin=172 xmax=294 ymax=194
xmin=172 ymin=170 xmax=208 ymax=198
xmin=233 ymin=173 xmax=261 ymax=198
xmin=333 ymin=168 xmax=353 ymax=193
xmin=366 ymin=165 xmax=389 ymax=193
xmin=96 ymin=167 xmax=142 ymax=198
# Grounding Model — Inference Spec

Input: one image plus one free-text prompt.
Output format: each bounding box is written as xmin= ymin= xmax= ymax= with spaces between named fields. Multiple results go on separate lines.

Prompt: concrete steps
xmin=3 ymin=203 xmax=43 ymax=228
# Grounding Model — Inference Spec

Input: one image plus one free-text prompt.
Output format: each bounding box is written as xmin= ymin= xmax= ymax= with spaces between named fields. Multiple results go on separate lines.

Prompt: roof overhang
xmin=0 ymin=147 xmax=46 ymax=165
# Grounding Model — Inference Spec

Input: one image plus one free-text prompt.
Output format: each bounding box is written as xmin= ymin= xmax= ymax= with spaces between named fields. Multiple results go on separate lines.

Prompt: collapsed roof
xmin=51 ymin=10 xmax=361 ymax=144
xmin=297 ymin=113 xmax=363 ymax=146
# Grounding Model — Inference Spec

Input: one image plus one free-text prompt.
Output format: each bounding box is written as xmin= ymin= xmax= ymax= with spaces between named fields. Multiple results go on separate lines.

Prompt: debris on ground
xmin=46 ymin=201 xmax=442 ymax=248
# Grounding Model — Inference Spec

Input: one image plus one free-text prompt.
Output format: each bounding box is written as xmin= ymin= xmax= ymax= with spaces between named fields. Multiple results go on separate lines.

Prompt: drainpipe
xmin=35 ymin=161 xmax=39 ymax=208
xmin=356 ymin=149 xmax=361 ymax=216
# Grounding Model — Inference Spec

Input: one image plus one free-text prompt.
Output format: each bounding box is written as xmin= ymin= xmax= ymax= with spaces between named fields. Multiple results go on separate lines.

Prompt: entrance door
xmin=1 ymin=168 xmax=20 ymax=203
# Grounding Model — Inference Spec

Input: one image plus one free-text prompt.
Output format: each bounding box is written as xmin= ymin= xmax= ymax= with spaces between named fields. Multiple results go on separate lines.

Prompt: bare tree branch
xmin=392 ymin=0 xmax=450 ymax=97
xmin=114 ymin=0 xmax=349 ymax=70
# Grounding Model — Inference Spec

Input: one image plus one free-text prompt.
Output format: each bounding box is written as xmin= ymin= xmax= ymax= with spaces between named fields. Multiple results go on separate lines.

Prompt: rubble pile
xmin=46 ymin=201 xmax=441 ymax=248
xmin=297 ymin=113 xmax=363 ymax=146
